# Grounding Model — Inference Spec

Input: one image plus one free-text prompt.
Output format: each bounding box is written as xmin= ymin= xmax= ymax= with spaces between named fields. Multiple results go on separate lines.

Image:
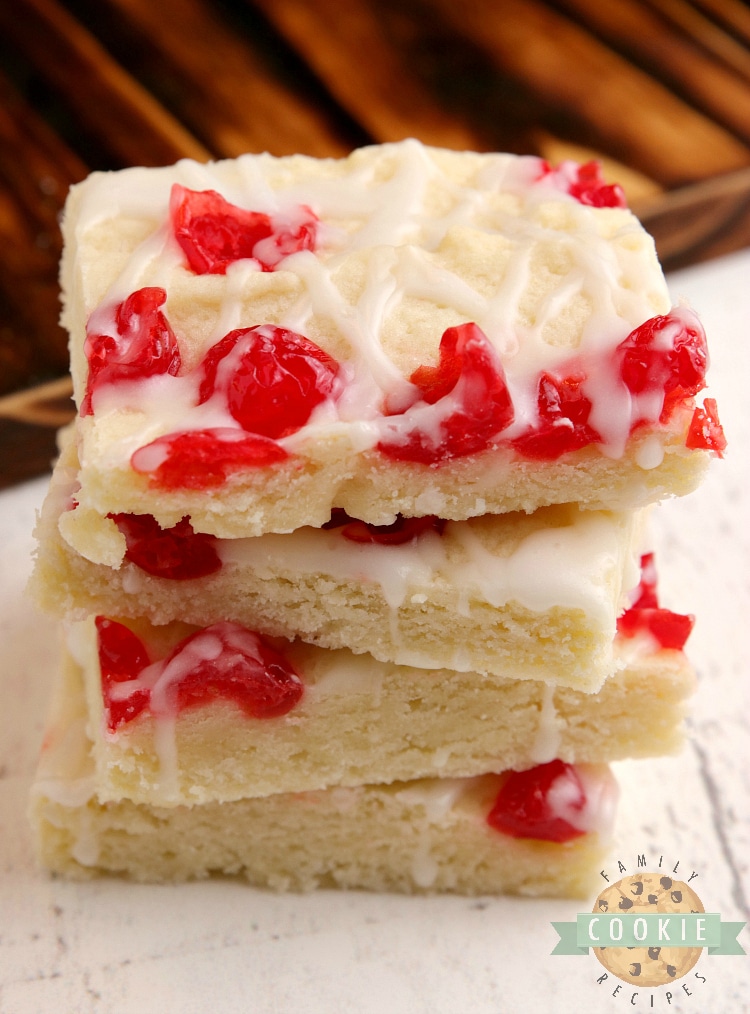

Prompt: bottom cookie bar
xmin=30 ymin=657 xmax=617 ymax=896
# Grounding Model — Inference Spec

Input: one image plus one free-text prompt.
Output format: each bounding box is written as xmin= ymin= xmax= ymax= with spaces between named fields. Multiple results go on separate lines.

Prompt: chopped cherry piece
xmin=686 ymin=398 xmax=727 ymax=457
xmin=82 ymin=287 xmax=182 ymax=416
xmin=323 ymin=508 xmax=446 ymax=544
xmin=170 ymin=185 xmax=318 ymax=274
xmin=96 ymin=616 xmax=152 ymax=731
xmin=617 ymin=310 xmax=708 ymax=422
xmin=511 ymin=372 xmax=601 ymax=460
xmin=628 ymin=552 xmax=659 ymax=610
xmin=568 ymin=161 xmax=627 ymax=208
xmin=96 ymin=618 xmax=303 ymax=730
xmin=160 ymin=622 xmax=303 ymax=719
xmin=617 ymin=553 xmax=694 ymax=650
xmin=486 ymin=760 xmax=587 ymax=843
xmin=538 ymin=160 xmax=627 ymax=209
xmin=618 ymin=607 xmax=694 ymax=650
xmin=131 ymin=428 xmax=288 ymax=490
xmin=377 ymin=322 xmax=514 ymax=463
xmin=109 ymin=513 xmax=222 ymax=580
xmin=198 ymin=325 xmax=340 ymax=439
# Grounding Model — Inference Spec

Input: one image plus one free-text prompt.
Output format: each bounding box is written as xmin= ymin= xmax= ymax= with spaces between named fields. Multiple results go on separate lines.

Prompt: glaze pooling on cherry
xmin=82 ymin=287 xmax=181 ymax=416
xmin=96 ymin=617 xmax=303 ymax=731
xmin=96 ymin=617 xmax=152 ymax=730
xmin=376 ymin=310 xmax=716 ymax=467
xmin=377 ymin=322 xmax=515 ymax=463
xmin=131 ymin=428 xmax=289 ymax=490
xmin=109 ymin=513 xmax=222 ymax=580
xmin=617 ymin=553 xmax=695 ymax=650
xmin=617 ymin=308 xmax=709 ymax=427
xmin=124 ymin=305 xmax=720 ymax=486
xmin=198 ymin=324 xmax=341 ymax=439
xmin=116 ymin=302 xmax=721 ymax=486
xmin=170 ymin=185 xmax=318 ymax=274
xmin=81 ymin=169 xmax=721 ymax=483
xmin=486 ymin=759 xmax=588 ymax=843
xmin=510 ymin=371 xmax=601 ymax=461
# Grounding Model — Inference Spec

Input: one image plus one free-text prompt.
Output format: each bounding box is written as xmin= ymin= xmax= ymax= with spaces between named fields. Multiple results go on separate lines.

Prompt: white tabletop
xmin=1 ymin=249 xmax=748 ymax=1014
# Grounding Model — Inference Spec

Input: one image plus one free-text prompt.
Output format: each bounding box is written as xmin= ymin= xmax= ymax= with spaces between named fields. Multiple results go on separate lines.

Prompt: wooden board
xmin=2 ymin=0 xmax=750 ymax=485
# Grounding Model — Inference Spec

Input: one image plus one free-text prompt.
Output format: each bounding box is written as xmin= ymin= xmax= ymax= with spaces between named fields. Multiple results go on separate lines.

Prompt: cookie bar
xmin=30 ymin=656 xmax=617 ymax=895
xmin=63 ymin=598 xmax=694 ymax=807
xmin=60 ymin=140 xmax=724 ymax=538
xmin=33 ymin=440 xmax=646 ymax=687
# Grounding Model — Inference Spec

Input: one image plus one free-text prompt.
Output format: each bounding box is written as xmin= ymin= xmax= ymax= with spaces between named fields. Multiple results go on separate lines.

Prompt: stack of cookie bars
xmin=29 ymin=141 xmax=724 ymax=896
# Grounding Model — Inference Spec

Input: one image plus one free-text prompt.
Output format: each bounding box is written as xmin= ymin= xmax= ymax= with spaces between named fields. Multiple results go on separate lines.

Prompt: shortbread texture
xmin=27 ymin=140 xmax=714 ymax=896
xmin=63 ymin=616 xmax=692 ymax=807
xmin=59 ymin=140 xmax=714 ymax=536
xmin=30 ymin=658 xmax=617 ymax=896
xmin=33 ymin=439 xmax=648 ymax=690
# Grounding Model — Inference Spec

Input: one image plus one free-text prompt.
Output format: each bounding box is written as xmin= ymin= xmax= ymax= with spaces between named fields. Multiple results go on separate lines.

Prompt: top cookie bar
xmin=60 ymin=140 xmax=724 ymax=537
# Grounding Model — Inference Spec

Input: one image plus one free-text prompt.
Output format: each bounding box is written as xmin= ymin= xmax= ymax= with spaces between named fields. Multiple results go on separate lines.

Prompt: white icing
xmin=394 ymin=777 xmax=469 ymax=821
xmin=71 ymin=140 xmax=676 ymax=465
xmin=547 ymin=763 xmax=619 ymax=836
xmin=217 ymin=507 xmax=639 ymax=625
xmin=529 ymin=685 xmax=563 ymax=764
xmin=635 ymin=434 xmax=666 ymax=470
xmin=70 ymin=809 xmax=101 ymax=867
xmin=310 ymin=652 xmax=385 ymax=702
xmin=410 ymin=840 xmax=440 ymax=890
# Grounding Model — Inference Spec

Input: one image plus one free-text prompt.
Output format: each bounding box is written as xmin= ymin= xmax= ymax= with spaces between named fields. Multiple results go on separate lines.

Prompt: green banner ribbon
xmin=552 ymin=914 xmax=746 ymax=956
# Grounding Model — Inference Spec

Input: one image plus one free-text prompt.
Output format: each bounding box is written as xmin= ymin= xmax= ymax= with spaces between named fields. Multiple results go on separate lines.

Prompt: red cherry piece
xmin=109 ymin=513 xmax=222 ymax=580
xmin=486 ymin=760 xmax=588 ymax=843
xmin=686 ymin=398 xmax=727 ymax=457
xmin=96 ymin=616 xmax=152 ymax=731
xmin=378 ymin=322 xmax=514 ymax=463
xmin=131 ymin=428 xmax=288 ymax=490
xmin=511 ymin=372 xmax=601 ymax=460
xmin=198 ymin=325 xmax=340 ymax=439
xmin=618 ymin=311 xmax=708 ymax=421
xmin=629 ymin=552 xmax=659 ymax=610
xmin=618 ymin=607 xmax=694 ymax=650
xmin=568 ymin=161 xmax=627 ymax=209
xmin=617 ymin=553 xmax=694 ymax=649
xmin=170 ymin=185 xmax=318 ymax=274
xmin=538 ymin=160 xmax=627 ymax=208
xmin=82 ymin=287 xmax=182 ymax=416
xmin=323 ymin=509 xmax=446 ymax=545
xmin=158 ymin=622 xmax=303 ymax=719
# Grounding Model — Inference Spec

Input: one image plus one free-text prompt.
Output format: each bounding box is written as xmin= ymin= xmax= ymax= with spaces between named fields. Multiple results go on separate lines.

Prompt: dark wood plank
xmin=73 ymin=0 xmax=360 ymax=158
xmin=0 ymin=72 xmax=86 ymax=396
xmin=0 ymin=377 xmax=74 ymax=487
xmin=3 ymin=0 xmax=750 ymax=487
xmin=549 ymin=0 xmax=750 ymax=144
xmin=0 ymin=0 xmax=211 ymax=167
xmin=245 ymin=0 xmax=496 ymax=151
xmin=425 ymin=0 xmax=750 ymax=187
xmin=648 ymin=0 xmax=750 ymax=77
xmin=634 ymin=166 xmax=750 ymax=270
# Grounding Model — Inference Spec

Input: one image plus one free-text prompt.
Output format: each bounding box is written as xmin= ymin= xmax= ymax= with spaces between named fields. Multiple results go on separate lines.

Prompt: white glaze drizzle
xmin=103 ymin=623 xmax=303 ymax=800
xmin=529 ymin=685 xmax=563 ymax=764
xmin=216 ymin=507 xmax=640 ymax=623
xmin=547 ymin=763 xmax=619 ymax=836
xmin=70 ymin=140 xmax=676 ymax=463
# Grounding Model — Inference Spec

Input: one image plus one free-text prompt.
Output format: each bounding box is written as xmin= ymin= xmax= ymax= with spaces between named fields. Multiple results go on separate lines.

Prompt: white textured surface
xmin=1 ymin=249 xmax=748 ymax=1013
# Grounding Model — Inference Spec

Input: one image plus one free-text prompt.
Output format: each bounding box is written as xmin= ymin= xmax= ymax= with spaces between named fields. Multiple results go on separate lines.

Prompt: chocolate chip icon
xmin=592 ymin=874 xmax=705 ymax=986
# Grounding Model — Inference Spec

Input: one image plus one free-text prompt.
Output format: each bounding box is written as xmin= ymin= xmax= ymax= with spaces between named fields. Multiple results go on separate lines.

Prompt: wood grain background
xmin=2 ymin=0 xmax=750 ymax=486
